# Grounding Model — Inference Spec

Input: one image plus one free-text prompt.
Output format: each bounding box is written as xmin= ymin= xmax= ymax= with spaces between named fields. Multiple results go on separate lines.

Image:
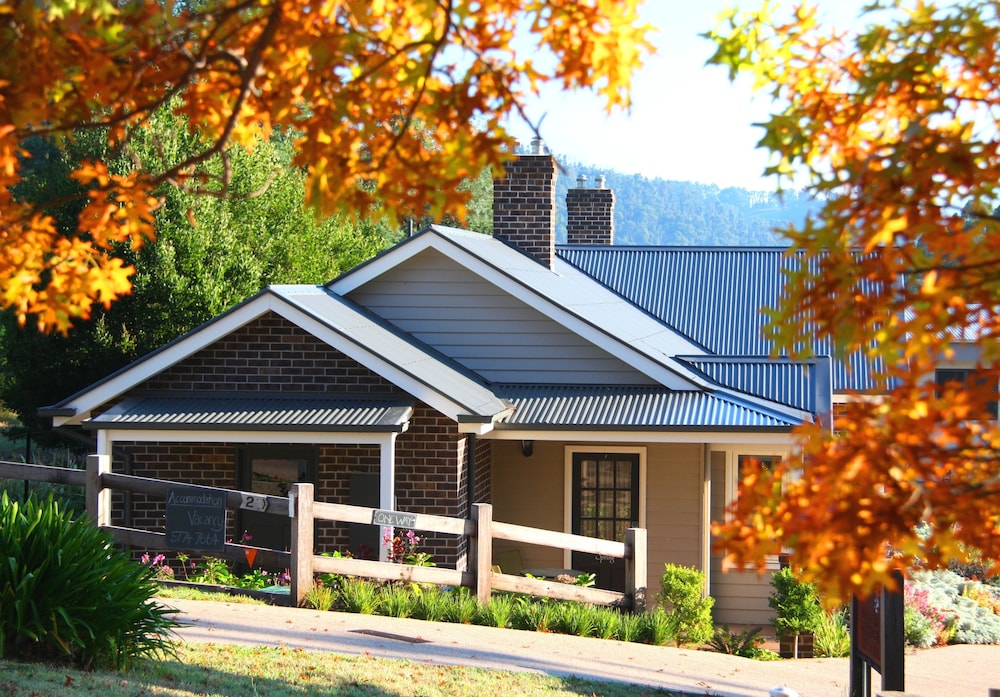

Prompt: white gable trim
xmin=50 ymin=294 xmax=276 ymax=426
xmin=329 ymin=229 xmax=709 ymax=391
xmin=49 ymin=290 xmax=508 ymax=428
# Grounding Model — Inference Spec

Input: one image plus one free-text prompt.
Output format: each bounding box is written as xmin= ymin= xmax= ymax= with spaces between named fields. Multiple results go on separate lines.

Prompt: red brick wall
xmin=104 ymin=312 xmax=473 ymax=569
xmin=139 ymin=314 xmax=398 ymax=394
xmin=493 ymin=154 xmax=557 ymax=268
xmin=566 ymin=186 xmax=615 ymax=245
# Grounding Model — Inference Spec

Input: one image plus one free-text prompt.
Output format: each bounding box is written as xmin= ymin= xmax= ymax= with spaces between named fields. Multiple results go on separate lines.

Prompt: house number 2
xmin=240 ymin=494 xmax=268 ymax=512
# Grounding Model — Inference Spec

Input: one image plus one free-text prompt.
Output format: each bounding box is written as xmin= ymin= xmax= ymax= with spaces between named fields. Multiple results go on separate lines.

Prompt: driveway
xmin=163 ymin=597 xmax=999 ymax=697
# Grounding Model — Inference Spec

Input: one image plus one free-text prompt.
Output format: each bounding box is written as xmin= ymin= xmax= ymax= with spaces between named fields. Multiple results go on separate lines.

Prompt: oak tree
xmin=706 ymin=0 xmax=1000 ymax=600
xmin=0 ymin=0 xmax=653 ymax=333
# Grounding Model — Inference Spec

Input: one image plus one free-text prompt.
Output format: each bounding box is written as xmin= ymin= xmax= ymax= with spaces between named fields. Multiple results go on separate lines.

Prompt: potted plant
xmin=769 ymin=566 xmax=823 ymax=658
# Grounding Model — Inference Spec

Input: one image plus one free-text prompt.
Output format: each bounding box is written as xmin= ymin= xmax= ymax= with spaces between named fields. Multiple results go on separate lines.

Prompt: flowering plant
xmin=383 ymin=529 xmax=435 ymax=567
xmin=140 ymin=552 xmax=174 ymax=580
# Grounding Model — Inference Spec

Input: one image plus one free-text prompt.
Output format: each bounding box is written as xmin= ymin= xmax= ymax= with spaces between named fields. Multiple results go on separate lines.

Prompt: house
xmin=42 ymin=146 xmax=844 ymax=625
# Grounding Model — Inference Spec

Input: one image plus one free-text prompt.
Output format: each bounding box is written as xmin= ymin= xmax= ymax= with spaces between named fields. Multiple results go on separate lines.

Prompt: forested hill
xmin=553 ymin=159 xmax=817 ymax=246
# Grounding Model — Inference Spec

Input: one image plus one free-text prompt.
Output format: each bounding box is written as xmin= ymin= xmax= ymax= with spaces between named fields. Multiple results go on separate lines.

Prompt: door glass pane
xmin=580 ymin=520 xmax=597 ymax=538
xmin=616 ymin=490 xmax=632 ymax=519
xmin=615 ymin=460 xmax=632 ymax=488
xmin=597 ymin=520 xmax=613 ymax=540
xmin=598 ymin=491 xmax=614 ymax=518
xmin=580 ymin=460 xmax=597 ymax=487
xmin=598 ymin=460 xmax=614 ymax=488
xmin=580 ymin=490 xmax=596 ymax=520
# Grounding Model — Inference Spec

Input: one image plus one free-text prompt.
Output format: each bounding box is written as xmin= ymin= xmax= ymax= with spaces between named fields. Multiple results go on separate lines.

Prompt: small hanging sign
xmin=165 ymin=486 xmax=226 ymax=552
xmin=244 ymin=548 xmax=258 ymax=568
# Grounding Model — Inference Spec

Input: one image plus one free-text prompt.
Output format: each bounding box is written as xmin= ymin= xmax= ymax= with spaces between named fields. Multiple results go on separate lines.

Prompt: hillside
xmin=553 ymin=159 xmax=816 ymax=246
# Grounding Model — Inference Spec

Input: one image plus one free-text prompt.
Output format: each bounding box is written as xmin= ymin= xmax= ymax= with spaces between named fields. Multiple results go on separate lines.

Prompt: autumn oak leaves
xmin=0 ymin=0 xmax=652 ymax=333
xmin=707 ymin=0 xmax=1000 ymax=599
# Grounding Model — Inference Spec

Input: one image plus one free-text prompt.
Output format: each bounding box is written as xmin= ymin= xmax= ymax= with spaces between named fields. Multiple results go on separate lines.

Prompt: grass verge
xmin=1 ymin=643 xmax=697 ymax=696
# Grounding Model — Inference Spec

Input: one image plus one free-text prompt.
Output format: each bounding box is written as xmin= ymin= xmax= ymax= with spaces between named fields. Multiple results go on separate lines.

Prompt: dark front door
xmin=238 ymin=446 xmax=317 ymax=554
xmin=571 ymin=452 xmax=639 ymax=592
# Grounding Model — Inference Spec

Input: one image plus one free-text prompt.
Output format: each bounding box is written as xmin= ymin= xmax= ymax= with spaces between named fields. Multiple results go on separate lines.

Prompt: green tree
xmin=2 ymin=112 xmax=397 ymax=436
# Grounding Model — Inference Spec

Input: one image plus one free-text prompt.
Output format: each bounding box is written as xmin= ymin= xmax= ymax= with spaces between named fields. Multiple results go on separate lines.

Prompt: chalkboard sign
xmin=165 ymin=486 xmax=227 ymax=552
xmin=372 ymin=508 xmax=417 ymax=528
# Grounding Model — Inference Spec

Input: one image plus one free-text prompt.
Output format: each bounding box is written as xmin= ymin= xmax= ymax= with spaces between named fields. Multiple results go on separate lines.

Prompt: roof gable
xmin=329 ymin=226 xmax=711 ymax=390
xmin=43 ymin=287 xmax=512 ymax=429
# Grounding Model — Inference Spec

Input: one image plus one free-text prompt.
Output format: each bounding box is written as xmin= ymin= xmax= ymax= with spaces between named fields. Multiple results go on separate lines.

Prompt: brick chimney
xmin=566 ymin=174 xmax=615 ymax=245
xmin=492 ymin=138 xmax=557 ymax=267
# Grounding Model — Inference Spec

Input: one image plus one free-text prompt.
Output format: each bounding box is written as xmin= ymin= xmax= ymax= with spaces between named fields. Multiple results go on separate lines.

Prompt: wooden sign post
xmin=850 ymin=571 xmax=905 ymax=697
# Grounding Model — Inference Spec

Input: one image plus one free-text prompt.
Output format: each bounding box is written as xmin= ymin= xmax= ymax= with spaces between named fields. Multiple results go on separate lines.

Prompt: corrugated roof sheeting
xmin=558 ymin=246 xmax=887 ymax=393
xmin=85 ymin=394 xmax=414 ymax=431
xmin=494 ymin=385 xmax=800 ymax=429
xmin=678 ymin=357 xmax=814 ymax=411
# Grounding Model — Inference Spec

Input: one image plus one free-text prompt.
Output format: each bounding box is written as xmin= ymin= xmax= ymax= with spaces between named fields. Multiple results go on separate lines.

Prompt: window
xmin=935 ymin=368 xmax=998 ymax=419
xmin=736 ymin=454 xmax=782 ymax=487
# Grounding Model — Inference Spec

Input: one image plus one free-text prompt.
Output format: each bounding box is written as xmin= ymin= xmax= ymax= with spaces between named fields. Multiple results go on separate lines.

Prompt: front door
xmin=238 ymin=446 xmax=317 ymax=554
xmin=571 ymin=452 xmax=639 ymax=592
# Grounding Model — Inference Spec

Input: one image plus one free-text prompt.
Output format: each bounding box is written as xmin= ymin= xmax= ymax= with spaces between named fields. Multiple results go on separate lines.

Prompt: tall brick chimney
xmin=492 ymin=138 xmax=557 ymax=267
xmin=566 ymin=174 xmax=615 ymax=245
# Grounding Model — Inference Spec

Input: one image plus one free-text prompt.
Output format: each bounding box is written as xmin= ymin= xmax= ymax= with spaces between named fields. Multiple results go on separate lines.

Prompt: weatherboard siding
xmin=348 ymin=249 xmax=655 ymax=385
xmin=709 ymin=451 xmax=776 ymax=626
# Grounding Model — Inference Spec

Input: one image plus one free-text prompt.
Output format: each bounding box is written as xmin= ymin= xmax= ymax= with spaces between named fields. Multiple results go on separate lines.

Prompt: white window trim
xmin=563 ymin=445 xmax=647 ymax=569
xmin=714 ymin=445 xmax=790 ymax=571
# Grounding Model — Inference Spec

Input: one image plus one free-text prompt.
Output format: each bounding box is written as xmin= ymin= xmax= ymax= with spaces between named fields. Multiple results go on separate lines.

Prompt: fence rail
xmin=2 ymin=455 xmax=647 ymax=611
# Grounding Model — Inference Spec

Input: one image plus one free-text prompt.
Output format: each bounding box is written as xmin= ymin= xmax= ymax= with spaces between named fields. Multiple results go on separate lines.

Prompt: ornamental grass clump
xmin=0 ymin=492 xmax=178 ymax=669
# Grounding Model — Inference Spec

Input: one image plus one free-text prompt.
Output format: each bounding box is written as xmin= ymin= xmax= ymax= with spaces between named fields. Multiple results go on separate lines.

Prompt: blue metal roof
xmin=493 ymin=384 xmax=803 ymax=430
xmin=677 ymin=356 xmax=819 ymax=412
xmin=85 ymin=393 xmax=414 ymax=431
xmin=557 ymin=246 xmax=886 ymax=393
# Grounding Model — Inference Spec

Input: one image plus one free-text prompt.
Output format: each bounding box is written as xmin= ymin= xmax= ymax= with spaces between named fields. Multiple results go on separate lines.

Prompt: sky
xmin=508 ymin=1 xmax=867 ymax=192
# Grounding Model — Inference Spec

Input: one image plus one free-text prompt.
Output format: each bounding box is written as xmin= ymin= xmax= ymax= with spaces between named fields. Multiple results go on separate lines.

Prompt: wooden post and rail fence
xmin=1 ymin=455 xmax=647 ymax=611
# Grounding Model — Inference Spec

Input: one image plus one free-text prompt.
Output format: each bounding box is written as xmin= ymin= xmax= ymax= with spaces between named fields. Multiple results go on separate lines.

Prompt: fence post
xmin=86 ymin=454 xmax=111 ymax=527
xmin=290 ymin=483 xmax=314 ymax=608
xmin=625 ymin=527 xmax=647 ymax=612
xmin=471 ymin=503 xmax=493 ymax=606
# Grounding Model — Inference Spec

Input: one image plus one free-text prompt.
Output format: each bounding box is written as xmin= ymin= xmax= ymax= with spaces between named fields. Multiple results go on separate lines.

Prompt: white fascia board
xmin=457 ymin=421 xmax=497 ymax=435
xmin=269 ymin=294 xmax=496 ymax=424
xmin=99 ymin=429 xmax=398 ymax=446
xmin=486 ymin=430 xmax=798 ymax=445
xmin=50 ymin=294 xmax=277 ymax=427
xmin=330 ymin=231 xmax=708 ymax=391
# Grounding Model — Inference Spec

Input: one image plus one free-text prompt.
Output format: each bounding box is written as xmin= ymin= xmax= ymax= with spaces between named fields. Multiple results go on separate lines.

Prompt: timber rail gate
xmin=2 ymin=455 xmax=647 ymax=610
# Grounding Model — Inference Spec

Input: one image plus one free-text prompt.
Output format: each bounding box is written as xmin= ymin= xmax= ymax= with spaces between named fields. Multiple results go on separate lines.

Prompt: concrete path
xmin=163 ymin=597 xmax=1000 ymax=697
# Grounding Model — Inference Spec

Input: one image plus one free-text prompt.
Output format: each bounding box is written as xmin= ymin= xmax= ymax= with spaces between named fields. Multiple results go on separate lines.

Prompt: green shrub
xmin=655 ymin=563 xmax=714 ymax=646
xmin=710 ymin=625 xmax=764 ymax=657
xmin=769 ymin=567 xmax=823 ymax=637
xmin=904 ymin=605 xmax=937 ymax=648
xmin=0 ymin=493 xmax=178 ymax=669
xmin=910 ymin=569 xmax=1000 ymax=644
xmin=814 ymin=608 xmax=851 ymax=657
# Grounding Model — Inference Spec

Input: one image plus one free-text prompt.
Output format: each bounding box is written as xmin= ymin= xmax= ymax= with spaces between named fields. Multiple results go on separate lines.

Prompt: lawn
xmin=1 ymin=643 xmax=694 ymax=697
